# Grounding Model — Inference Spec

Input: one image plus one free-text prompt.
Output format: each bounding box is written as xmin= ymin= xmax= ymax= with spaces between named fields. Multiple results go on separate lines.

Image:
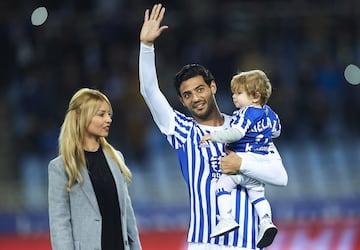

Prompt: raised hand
xmin=140 ymin=4 xmax=168 ymax=46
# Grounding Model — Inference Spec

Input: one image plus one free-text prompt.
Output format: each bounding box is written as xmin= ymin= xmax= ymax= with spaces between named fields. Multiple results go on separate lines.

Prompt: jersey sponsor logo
xmin=209 ymin=154 xmax=225 ymax=180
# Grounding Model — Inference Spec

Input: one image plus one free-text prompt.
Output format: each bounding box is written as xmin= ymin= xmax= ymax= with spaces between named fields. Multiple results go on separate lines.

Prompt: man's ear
xmin=178 ymin=96 xmax=185 ymax=106
xmin=210 ymin=80 xmax=217 ymax=94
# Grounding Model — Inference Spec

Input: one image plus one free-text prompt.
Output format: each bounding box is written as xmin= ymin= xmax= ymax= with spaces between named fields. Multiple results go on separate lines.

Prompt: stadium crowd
xmin=0 ymin=0 xmax=359 ymax=213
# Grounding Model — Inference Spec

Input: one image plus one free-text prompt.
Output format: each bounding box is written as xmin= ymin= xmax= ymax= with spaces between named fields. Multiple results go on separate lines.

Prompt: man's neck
xmin=195 ymin=111 xmax=224 ymax=127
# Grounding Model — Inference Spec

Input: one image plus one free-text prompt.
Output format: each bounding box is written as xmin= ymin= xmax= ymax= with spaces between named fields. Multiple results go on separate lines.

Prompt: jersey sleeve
xmin=230 ymin=107 xmax=252 ymax=136
xmin=210 ymin=127 xmax=244 ymax=143
xmin=267 ymin=105 xmax=281 ymax=138
xmin=139 ymin=43 xmax=175 ymax=135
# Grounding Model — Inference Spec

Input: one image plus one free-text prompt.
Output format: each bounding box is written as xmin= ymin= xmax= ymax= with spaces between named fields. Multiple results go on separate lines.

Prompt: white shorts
xmin=238 ymin=145 xmax=288 ymax=186
xmin=187 ymin=242 xmax=253 ymax=250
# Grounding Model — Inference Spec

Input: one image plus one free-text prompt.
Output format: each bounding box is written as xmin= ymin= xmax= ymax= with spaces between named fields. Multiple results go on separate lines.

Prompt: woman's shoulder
xmin=48 ymin=155 xmax=64 ymax=169
xmin=115 ymin=150 xmax=124 ymax=160
xmin=104 ymin=148 xmax=125 ymax=162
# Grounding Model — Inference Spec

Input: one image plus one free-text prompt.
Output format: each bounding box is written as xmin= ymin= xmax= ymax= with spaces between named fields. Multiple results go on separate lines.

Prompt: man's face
xmin=178 ymin=75 xmax=217 ymax=120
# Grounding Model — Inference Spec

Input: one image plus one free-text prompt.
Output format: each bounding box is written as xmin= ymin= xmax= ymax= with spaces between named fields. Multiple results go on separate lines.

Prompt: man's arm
xmin=139 ymin=4 xmax=174 ymax=134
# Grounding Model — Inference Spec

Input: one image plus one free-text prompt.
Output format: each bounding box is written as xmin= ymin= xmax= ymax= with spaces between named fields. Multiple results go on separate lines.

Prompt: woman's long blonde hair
xmin=59 ymin=88 xmax=132 ymax=192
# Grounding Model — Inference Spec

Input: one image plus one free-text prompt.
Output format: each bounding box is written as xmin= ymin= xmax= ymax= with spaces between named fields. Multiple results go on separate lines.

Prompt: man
xmin=139 ymin=4 xmax=287 ymax=249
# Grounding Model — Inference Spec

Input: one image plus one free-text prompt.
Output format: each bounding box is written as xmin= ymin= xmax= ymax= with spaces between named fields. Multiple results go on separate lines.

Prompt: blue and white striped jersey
xmin=229 ymin=105 xmax=281 ymax=155
xmin=165 ymin=110 xmax=259 ymax=248
xmin=139 ymin=43 xmax=260 ymax=249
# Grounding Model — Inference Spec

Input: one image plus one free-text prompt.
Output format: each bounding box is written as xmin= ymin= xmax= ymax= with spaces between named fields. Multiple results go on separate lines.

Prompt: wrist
xmin=141 ymin=40 xmax=154 ymax=47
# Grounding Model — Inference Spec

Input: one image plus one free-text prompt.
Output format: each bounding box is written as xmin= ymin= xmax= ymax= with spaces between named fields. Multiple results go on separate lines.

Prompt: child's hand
xmin=200 ymin=134 xmax=211 ymax=144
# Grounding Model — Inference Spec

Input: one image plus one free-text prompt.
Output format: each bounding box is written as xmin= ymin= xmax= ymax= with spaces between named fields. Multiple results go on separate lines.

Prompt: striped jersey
xmin=139 ymin=42 xmax=260 ymax=249
xmin=165 ymin=110 xmax=259 ymax=248
xmin=229 ymin=105 xmax=281 ymax=155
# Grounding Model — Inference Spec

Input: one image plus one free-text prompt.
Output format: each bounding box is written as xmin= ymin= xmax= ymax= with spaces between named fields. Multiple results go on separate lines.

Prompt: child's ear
xmin=253 ymin=92 xmax=261 ymax=103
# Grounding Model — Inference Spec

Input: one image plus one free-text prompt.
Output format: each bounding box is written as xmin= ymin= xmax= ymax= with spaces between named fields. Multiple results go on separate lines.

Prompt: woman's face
xmin=85 ymin=101 xmax=112 ymax=141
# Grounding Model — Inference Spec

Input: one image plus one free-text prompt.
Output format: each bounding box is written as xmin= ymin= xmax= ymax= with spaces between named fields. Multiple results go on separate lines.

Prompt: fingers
xmin=144 ymin=9 xmax=149 ymax=22
xmin=150 ymin=4 xmax=164 ymax=21
xmin=224 ymin=146 xmax=233 ymax=155
xmin=150 ymin=4 xmax=157 ymax=20
xmin=159 ymin=5 xmax=166 ymax=20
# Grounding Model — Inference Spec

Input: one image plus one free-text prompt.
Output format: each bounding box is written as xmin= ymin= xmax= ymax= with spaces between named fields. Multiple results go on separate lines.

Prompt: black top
xmin=85 ymin=148 xmax=124 ymax=250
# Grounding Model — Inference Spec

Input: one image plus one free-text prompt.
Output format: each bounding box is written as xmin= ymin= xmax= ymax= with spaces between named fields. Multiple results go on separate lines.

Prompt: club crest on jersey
xmin=209 ymin=155 xmax=224 ymax=179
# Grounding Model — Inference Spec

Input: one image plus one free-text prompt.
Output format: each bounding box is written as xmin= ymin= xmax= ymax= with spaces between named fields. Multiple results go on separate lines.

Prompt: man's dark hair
xmin=174 ymin=64 xmax=215 ymax=96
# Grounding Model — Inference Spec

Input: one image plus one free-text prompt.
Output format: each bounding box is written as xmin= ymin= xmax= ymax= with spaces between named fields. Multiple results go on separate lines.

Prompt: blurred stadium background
xmin=0 ymin=0 xmax=359 ymax=249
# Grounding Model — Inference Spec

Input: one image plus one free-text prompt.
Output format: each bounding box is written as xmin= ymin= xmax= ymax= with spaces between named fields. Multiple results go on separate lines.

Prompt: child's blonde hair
xmin=59 ymin=88 xmax=132 ymax=191
xmin=231 ymin=70 xmax=272 ymax=106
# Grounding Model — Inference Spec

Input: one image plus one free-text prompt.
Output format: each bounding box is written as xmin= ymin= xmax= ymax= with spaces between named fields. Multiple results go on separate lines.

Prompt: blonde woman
xmin=201 ymin=70 xmax=287 ymax=248
xmin=48 ymin=88 xmax=142 ymax=250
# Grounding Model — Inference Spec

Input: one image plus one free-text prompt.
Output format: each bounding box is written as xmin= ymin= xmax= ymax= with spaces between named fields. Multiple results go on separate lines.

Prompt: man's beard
xmin=190 ymin=99 xmax=216 ymax=120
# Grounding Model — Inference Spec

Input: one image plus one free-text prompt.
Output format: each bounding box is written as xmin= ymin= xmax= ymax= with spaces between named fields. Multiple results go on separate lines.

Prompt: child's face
xmin=232 ymin=87 xmax=255 ymax=108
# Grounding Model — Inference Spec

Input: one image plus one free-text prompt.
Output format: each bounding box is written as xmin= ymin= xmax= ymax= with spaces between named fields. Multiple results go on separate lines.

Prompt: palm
xmin=140 ymin=20 xmax=161 ymax=43
xmin=140 ymin=4 xmax=168 ymax=45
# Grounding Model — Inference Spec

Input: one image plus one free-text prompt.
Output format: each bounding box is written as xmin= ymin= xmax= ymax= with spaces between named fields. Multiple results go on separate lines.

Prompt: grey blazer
xmin=48 ymin=150 xmax=142 ymax=250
